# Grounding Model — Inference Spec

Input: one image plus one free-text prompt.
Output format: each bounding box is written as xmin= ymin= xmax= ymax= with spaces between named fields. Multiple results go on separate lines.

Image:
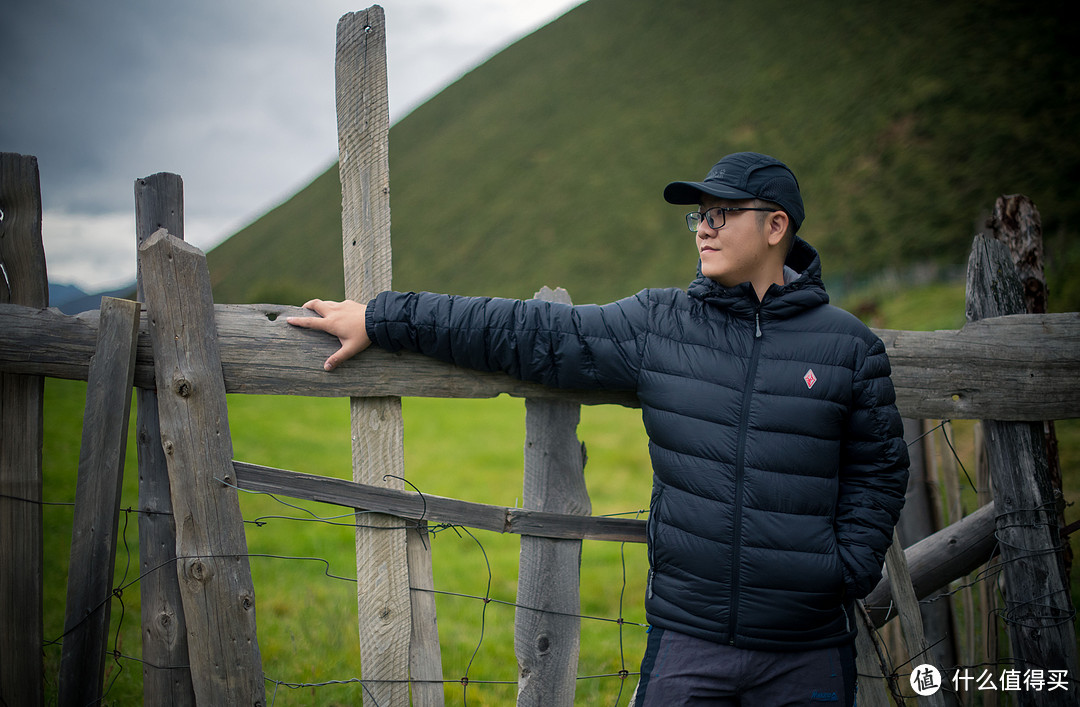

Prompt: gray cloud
xmin=1 ymin=0 xmax=581 ymax=289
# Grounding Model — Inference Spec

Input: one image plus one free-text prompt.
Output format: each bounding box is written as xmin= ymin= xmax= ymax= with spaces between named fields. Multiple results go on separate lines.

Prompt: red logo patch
xmin=803 ymin=369 xmax=817 ymax=389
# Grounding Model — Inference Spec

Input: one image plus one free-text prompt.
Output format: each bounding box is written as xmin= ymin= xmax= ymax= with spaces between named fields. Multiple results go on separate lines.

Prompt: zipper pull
xmin=754 ymin=311 xmax=762 ymax=338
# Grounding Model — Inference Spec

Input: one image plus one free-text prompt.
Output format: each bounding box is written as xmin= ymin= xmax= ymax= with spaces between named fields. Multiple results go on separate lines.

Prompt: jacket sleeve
xmin=836 ymin=335 xmax=910 ymax=600
xmin=365 ymin=290 xmax=648 ymax=391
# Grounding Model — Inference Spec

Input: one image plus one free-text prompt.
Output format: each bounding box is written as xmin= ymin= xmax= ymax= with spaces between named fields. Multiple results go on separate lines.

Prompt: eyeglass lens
xmin=685 ymin=208 xmax=724 ymax=231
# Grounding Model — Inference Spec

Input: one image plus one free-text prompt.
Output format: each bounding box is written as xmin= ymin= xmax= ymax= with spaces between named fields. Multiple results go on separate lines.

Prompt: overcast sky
xmin=1 ymin=0 xmax=584 ymax=291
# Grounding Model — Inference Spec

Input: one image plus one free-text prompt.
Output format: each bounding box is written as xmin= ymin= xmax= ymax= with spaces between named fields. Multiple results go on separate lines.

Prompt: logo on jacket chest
xmin=803 ymin=368 xmax=818 ymax=390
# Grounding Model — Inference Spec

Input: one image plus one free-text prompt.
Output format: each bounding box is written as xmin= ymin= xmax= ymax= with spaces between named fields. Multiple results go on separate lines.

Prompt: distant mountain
xmin=206 ymin=0 xmax=1080 ymax=310
xmin=48 ymin=282 xmax=135 ymax=314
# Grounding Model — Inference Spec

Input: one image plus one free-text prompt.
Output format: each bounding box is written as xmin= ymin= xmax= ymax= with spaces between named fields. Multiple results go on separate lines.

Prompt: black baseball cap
xmin=663 ymin=152 xmax=804 ymax=231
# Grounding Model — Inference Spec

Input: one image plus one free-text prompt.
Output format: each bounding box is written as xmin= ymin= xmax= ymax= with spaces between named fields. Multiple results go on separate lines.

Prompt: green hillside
xmin=207 ymin=0 xmax=1080 ymax=309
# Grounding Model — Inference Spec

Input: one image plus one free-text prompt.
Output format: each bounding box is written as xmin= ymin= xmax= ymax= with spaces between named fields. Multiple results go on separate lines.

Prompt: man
xmin=288 ymin=152 xmax=909 ymax=705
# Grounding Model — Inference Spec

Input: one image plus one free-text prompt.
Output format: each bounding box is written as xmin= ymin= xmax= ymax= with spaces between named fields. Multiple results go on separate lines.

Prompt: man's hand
xmin=286 ymin=299 xmax=372 ymax=371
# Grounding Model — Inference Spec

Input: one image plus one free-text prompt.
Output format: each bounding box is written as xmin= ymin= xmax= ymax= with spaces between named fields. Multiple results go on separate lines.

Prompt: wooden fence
xmin=3 ymin=6 xmax=1080 ymax=705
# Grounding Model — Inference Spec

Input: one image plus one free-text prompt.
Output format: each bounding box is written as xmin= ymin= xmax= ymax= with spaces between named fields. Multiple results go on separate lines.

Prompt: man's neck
xmin=750 ymin=265 xmax=787 ymax=302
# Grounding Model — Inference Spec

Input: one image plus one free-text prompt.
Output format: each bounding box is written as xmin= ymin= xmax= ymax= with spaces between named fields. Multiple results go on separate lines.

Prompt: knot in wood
xmin=172 ymin=375 xmax=193 ymax=398
xmin=241 ymin=594 xmax=254 ymax=611
xmin=536 ymin=633 xmax=551 ymax=654
xmin=379 ymin=605 xmax=392 ymax=621
xmin=184 ymin=558 xmax=212 ymax=583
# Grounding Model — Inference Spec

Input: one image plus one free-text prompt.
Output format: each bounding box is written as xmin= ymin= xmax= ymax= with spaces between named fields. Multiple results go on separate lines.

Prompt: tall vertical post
xmin=140 ymin=230 xmax=265 ymax=705
xmin=135 ymin=173 xmax=196 ymax=704
xmin=0 ymin=152 xmax=48 ymax=707
xmin=515 ymin=286 xmax=590 ymax=706
xmin=335 ymin=7 xmax=413 ymax=705
xmin=965 ymin=232 xmax=1079 ymax=703
xmin=985 ymin=194 xmax=1069 ymax=577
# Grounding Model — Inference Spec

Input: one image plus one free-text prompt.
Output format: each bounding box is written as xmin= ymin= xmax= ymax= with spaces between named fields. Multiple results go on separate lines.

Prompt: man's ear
xmin=766 ymin=210 xmax=789 ymax=247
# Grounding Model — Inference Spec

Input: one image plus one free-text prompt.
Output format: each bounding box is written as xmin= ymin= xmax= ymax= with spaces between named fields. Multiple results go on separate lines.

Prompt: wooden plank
xmin=974 ymin=422 xmax=1002 ymax=697
xmin=853 ymin=602 xmax=895 ymax=707
xmin=966 ymin=234 xmax=1080 ymax=701
xmin=3 ymin=303 xmax=1079 ymax=420
xmin=139 ymin=229 xmax=265 ymax=704
xmin=335 ymin=8 xmax=411 ymax=705
xmin=0 ymin=151 xmax=47 ymax=707
xmin=936 ymin=420 xmax=974 ymax=672
xmin=515 ymin=286 xmax=589 ymax=706
xmin=895 ymin=418 xmax=957 ymax=672
xmin=233 ymin=461 xmax=645 ymax=543
xmin=57 ymin=297 xmax=140 ymax=706
xmin=134 ymin=173 xmax=195 ymax=704
xmin=876 ymin=314 xmax=1080 ymax=421
xmin=407 ymin=521 xmax=444 ymax=706
xmin=883 ymin=530 xmax=948 ymax=707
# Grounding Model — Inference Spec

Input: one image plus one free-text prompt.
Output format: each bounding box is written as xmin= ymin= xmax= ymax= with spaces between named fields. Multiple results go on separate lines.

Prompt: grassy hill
xmin=207 ymin=0 xmax=1080 ymax=310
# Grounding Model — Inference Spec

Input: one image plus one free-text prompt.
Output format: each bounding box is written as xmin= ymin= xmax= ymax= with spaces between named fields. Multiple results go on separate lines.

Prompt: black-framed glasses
xmin=685 ymin=206 xmax=775 ymax=232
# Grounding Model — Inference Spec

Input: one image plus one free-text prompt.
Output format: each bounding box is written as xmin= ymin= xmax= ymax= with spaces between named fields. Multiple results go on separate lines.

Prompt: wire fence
xmin=24 ymin=418 xmax=1079 ymax=705
xmin=33 ymin=480 xmax=649 ymax=706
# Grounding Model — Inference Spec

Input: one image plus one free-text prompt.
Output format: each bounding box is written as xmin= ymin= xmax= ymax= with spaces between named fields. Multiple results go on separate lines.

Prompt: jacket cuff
xmin=365 ymin=296 xmax=380 ymax=347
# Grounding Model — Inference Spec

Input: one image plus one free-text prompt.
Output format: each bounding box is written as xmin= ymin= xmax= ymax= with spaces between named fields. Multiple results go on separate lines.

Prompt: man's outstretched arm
xmin=286 ymin=298 xmax=371 ymax=371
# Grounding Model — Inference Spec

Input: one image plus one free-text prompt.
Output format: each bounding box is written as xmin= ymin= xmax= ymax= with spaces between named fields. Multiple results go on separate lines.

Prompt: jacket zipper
xmin=728 ymin=306 xmax=763 ymax=644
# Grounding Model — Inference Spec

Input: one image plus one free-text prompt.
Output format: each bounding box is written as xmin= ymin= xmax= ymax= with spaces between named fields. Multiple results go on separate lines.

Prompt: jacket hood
xmin=687 ymin=236 xmax=829 ymax=318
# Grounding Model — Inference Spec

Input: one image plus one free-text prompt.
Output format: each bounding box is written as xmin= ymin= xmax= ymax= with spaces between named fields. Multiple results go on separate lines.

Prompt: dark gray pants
xmin=631 ymin=627 xmax=857 ymax=706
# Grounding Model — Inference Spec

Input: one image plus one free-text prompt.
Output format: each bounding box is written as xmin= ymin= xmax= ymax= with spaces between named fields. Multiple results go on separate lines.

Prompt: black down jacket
xmin=366 ymin=237 xmax=909 ymax=650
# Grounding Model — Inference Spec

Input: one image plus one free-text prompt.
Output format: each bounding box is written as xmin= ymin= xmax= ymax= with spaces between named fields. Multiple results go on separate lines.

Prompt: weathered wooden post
xmin=515 ymin=286 xmax=590 ymax=706
xmin=966 ymin=231 xmax=1080 ymax=703
xmin=0 ymin=151 xmax=48 ymax=707
xmin=985 ymin=194 xmax=1069 ymax=577
xmin=135 ymin=173 xmax=196 ymax=704
xmin=58 ymin=297 xmax=140 ymax=706
xmin=335 ymin=7 xmax=419 ymax=704
xmin=140 ymin=229 xmax=265 ymax=705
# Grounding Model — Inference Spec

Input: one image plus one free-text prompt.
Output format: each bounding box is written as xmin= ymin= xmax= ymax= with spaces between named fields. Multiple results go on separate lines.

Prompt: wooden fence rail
xmin=1 ymin=303 xmax=1077 ymax=421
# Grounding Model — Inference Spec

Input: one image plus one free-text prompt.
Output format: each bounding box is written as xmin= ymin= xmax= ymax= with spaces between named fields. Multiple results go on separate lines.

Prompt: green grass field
xmin=40 ymin=383 xmax=653 ymax=705
xmin=37 ymin=280 xmax=1079 ymax=705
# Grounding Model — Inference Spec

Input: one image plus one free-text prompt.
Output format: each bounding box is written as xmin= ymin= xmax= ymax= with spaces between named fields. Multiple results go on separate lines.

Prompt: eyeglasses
xmin=685 ymin=206 xmax=775 ymax=232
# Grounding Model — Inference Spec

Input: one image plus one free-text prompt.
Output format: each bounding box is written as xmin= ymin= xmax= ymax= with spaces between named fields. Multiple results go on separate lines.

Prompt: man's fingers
xmin=324 ymin=349 xmax=350 ymax=371
xmin=286 ymin=313 xmax=328 ymax=331
xmin=285 ymin=298 xmax=368 ymax=371
xmin=287 ymin=299 xmax=335 ymax=329
xmin=324 ymin=343 xmax=359 ymax=371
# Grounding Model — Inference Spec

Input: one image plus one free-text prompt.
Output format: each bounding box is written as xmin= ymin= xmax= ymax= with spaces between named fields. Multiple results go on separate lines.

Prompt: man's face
xmin=695 ymin=195 xmax=774 ymax=288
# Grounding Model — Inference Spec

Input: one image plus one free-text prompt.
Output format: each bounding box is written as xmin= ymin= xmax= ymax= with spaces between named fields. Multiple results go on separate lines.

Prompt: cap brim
xmin=663 ymin=181 xmax=758 ymax=205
